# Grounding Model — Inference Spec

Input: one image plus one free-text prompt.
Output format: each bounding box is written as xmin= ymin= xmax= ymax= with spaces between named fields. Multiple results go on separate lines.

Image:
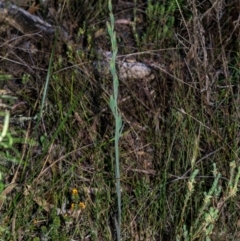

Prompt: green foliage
xmin=176 ymin=162 xmax=240 ymax=241
xmin=0 ymin=111 xmax=21 ymax=171
xmin=1 ymin=1 xmax=240 ymax=240
xmin=0 ymin=74 xmax=13 ymax=81
xmin=22 ymin=73 xmax=31 ymax=85
xmin=142 ymin=0 xmax=179 ymax=46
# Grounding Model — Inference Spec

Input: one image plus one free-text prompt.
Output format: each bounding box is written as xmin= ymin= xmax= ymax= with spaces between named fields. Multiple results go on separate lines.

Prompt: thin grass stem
xmin=107 ymin=0 xmax=122 ymax=240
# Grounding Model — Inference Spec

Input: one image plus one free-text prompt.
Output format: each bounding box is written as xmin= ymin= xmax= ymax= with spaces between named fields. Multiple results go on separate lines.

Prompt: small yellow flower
xmin=79 ymin=202 xmax=86 ymax=209
xmin=70 ymin=203 xmax=75 ymax=211
xmin=72 ymin=188 xmax=78 ymax=195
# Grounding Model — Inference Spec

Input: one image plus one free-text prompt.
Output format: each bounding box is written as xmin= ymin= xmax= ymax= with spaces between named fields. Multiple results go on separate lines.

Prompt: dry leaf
xmin=28 ymin=2 xmax=40 ymax=14
xmin=0 ymin=183 xmax=18 ymax=210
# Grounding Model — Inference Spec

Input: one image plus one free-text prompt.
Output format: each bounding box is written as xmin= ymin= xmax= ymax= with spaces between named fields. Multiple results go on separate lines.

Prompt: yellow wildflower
xmin=70 ymin=203 xmax=75 ymax=211
xmin=72 ymin=188 xmax=78 ymax=195
xmin=79 ymin=202 xmax=86 ymax=209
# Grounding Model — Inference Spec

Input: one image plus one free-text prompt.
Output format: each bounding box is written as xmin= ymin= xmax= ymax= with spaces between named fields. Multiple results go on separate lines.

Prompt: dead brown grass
xmin=0 ymin=0 xmax=240 ymax=240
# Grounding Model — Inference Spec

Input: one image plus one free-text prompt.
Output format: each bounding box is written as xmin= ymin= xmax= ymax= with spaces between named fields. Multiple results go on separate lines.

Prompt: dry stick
xmin=177 ymin=148 xmax=222 ymax=179
xmin=0 ymin=0 xmax=69 ymax=42
xmin=216 ymin=3 xmax=229 ymax=79
xmin=150 ymin=62 xmax=198 ymax=89
xmin=177 ymin=108 xmax=239 ymax=160
xmin=34 ymin=144 xmax=93 ymax=181
xmin=175 ymin=0 xmax=191 ymax=41
xmin=11 ymin=110 xmax=32 ymax=184
xmin=0 ymin=1 xmax=55 ymax=35
xmin=36 ymin=142 xmax=55 ymax=179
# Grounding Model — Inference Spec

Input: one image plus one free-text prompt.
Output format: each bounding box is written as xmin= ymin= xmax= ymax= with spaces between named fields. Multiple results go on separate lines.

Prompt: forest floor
xmin=0 ymin=0 xmax=240 ymax=240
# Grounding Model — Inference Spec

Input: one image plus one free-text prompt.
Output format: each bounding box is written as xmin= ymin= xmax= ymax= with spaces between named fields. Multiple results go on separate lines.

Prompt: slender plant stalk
xmin=107 ymin=0 xmax=122 ymax=240
xmin=0 ymin=111 xmax=10 ymax=144
xmin=35 ymin=30 xmax=58 ymax=132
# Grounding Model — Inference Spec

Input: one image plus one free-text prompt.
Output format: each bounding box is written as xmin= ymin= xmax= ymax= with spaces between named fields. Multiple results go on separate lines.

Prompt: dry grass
xmin=0 ymin=0 xmax=240 ymax=240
